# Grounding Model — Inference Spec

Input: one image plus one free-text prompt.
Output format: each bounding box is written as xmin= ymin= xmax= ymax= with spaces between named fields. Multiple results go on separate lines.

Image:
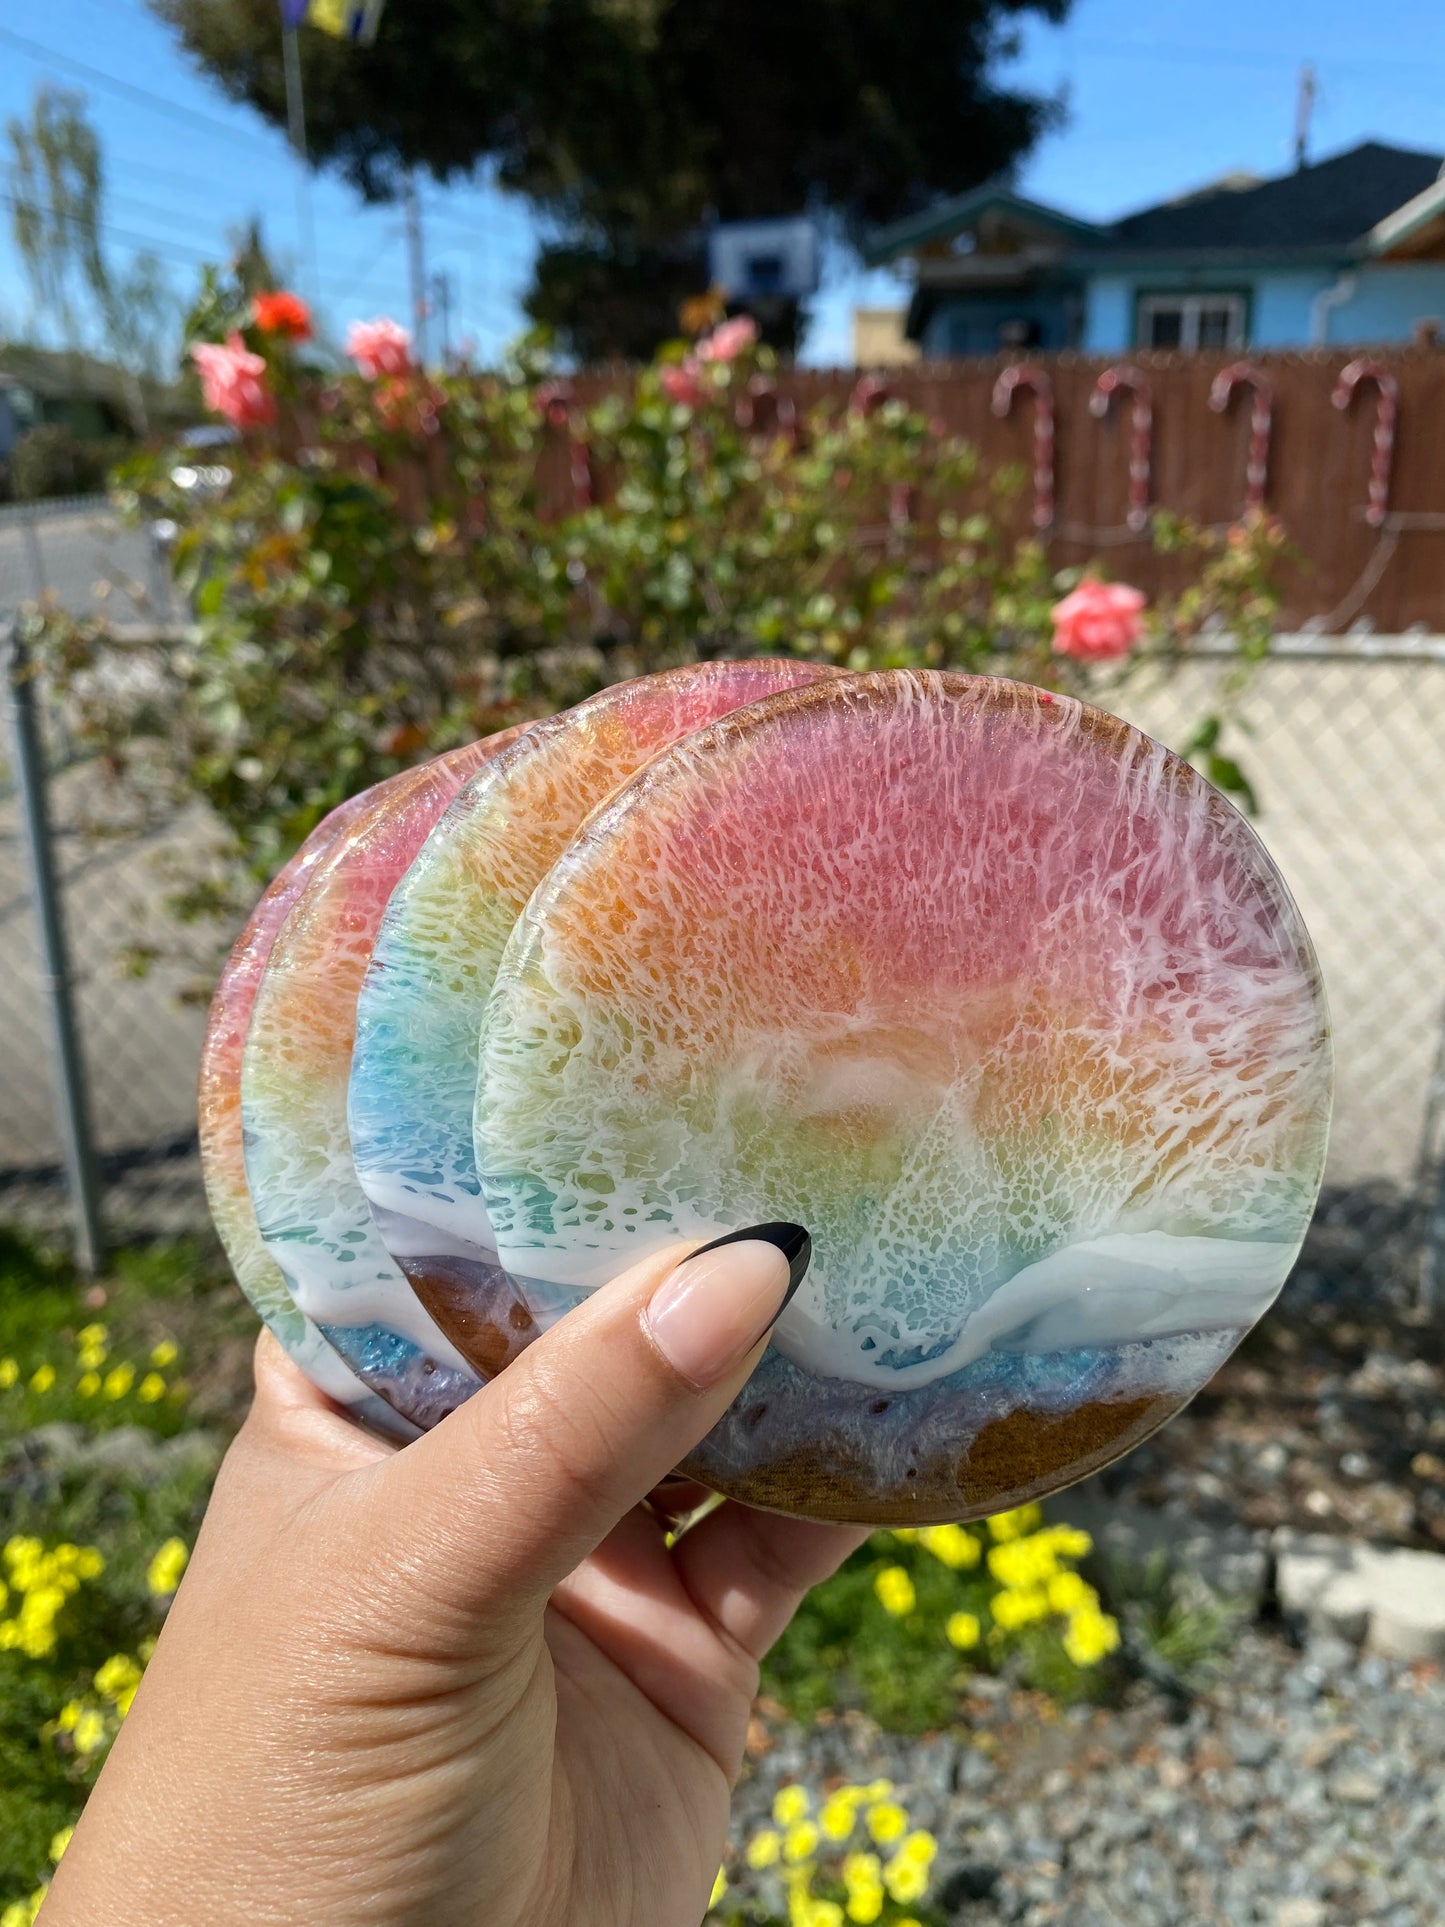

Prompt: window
xmin=1137 ymin=292 xmax=1247 ymax=352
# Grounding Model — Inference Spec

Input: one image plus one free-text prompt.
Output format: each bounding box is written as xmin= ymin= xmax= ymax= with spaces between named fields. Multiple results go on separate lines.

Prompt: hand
xmin=42 ymin=1229 xmax=864 ymax=1927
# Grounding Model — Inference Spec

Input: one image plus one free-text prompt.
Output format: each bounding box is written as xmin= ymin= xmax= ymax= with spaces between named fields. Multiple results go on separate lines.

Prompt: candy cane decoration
xmin=1089 ymin=365 xmax=1154 ymax=532
xmin=1332 ymin=357 xmax=1398 ymax=528
xmin=991 ymin=362 xmax=1055 ymax=530
xmin=1209 ymin=361 xmax=1274 ymax=515
xmin=849 ymin=374 xmax=893 ymax=417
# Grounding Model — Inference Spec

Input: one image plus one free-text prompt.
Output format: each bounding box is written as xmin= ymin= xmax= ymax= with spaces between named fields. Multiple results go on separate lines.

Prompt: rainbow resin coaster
xmin=348 ymin=660 xmax=837 ymax=1375
xmin=241 ymin=730 xmax=524 ymax=1430
xmin=477 ymin=672 xmax=1332 ymax=1524
xmin=199 ymin=786 xmax=419 ymax=1442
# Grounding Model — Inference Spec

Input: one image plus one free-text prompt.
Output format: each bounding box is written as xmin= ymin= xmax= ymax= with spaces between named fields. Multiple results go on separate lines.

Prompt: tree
xmin=148 ymin=0 xmax=1071 ymax=357
xmin=5 ymin=85 xmax=179 ymax=423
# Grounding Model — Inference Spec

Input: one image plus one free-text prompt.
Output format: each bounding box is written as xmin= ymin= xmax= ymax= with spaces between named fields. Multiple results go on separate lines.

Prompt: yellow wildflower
xmin=882 ymin=1850 xmax=929 ymax=1904
xmin=1042 ymin=1523 xmax=1092 ymax=1559
xmin=861 ymin=1778 xmax=893 ymax=1801
xmin=77 ymin=1344 xmax=106 ymax=1372
xmin=72 ymin=1709 xmax=106 ymax=1755
xmin=865 ymin=1801 xmax=907 ymax=1845
xmin=73 ymin=1548 xmax=103 ymax=1580
xmin=772 ymin=1783 xmax=811 ymax=1827
xmin=819 ymin=1792 xmax=858 ymax=1840
xmin=29 ymin=1365 xmax=55 ymax=1394
xmin=745 ymin=1828 xmax=782 ymax=1869
xmin=986 ymin=1504 xmax=1042 ymax=1542
xmin=137 ymin=1373 xmax=166 ymax=1404
xmin=54 ymin=1702 xmax=83 ymax=1732
xmin=103 ymin=1364 xmax=135 ymax=1400
xmin=806 ymin=1905 xmax=844 ymax=1927
xmin=94 ymin=1654 xmax=143 ymax=1707
xmin=1047 ymin=1570 xmax=1096 ymax=1616
xmin=146 ymin=1538 xmax=189 ymax=1598
xmin=946 ymin=1610 xmax=981 ymax=1650
xmin=899 ymin=1830 xmax=937 ymax=1866
xmin=872 ymin=1566 xmax=916 ymax=1618
xmin=77 ymin=1371 xmax=100 ymax=1397
xmin=845 ymin=1891 xmax=883 ymax=1925
xmin=48 ymin=1826 xmax=74 ymax=1863
xmin=0 ymin=1358 xmax=18 ymax=1389
xmin=708 ymin=1866 xmax=727 ymax=1908
xmin=990 ymin=1587 xmax=1050 ymax=1631
xmin=150 ymin=1339 xmax=180 ymax=1368
xmin=783 ymin=1821 xmax=819 ymax=1863
xmin=76 ymin=1324 xmax=108 ymax=1347
xmin=987 ymin=1535 xmax=1060 ymax=1590
xmin=1063 ymin=1606 xmax=1121 ymax=1668
xmin=918 ymin=1523 xmax=981 ymax=1569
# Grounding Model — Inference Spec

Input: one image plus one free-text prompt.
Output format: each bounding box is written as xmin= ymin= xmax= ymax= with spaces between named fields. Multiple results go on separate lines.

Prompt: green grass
xmin=0 ymin=1227 xmax=247 ymax=1903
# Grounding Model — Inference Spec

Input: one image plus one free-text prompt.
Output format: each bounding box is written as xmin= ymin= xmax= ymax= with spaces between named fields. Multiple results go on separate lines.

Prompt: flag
xmin=308 ymin=0 xmax=386 ymax=42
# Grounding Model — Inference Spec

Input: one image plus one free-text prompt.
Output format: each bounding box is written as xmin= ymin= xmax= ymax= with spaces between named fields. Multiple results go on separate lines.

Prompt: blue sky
xmin=1 ymin=0 xmax=1442 ymax=368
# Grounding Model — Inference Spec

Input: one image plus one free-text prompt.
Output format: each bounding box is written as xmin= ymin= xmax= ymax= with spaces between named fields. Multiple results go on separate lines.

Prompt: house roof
xmin=865 ymin=141 xmax=1445 ymax=269
xmin=862 ymin=186 xmax=1104 ymax=267
xmin=1106 ymin=142 xmax=1444 ymax=254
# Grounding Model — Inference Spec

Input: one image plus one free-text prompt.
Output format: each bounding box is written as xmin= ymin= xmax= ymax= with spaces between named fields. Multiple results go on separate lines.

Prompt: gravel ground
xmin=1084 ymin=1188 xmax=1445 ymax=1551
xmin=733 ymin=1625 xmax=1445 ymax=1926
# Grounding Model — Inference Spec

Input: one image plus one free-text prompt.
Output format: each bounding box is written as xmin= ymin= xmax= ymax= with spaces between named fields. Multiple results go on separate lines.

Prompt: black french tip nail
xmin=686 ymin=1222 xmax=812 ymax=1307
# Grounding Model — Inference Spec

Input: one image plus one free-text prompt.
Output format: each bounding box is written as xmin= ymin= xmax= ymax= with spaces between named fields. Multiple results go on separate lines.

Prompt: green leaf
xmin=1206 ymin=753 xmax=1259 ymax=815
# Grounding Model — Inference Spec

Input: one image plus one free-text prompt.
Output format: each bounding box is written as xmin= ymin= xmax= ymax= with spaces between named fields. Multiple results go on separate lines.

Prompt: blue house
xmin=864 ymin=141 xmax=1445 ymax=357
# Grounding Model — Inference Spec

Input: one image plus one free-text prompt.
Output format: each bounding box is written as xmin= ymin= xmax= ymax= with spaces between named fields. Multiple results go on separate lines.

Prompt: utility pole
xmin=404 ymin=175 xmax=429 ymax=364
xmin=281 ymin=17 xmax=319 ymax=303
xmin=1293 ymin=63 xmax=1317 ymax=171
xmin=430 ymin=270 xmax=452 ymax=367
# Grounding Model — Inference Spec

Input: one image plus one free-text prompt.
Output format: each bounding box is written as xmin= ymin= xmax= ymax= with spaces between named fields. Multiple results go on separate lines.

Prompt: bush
xmin=27 ymin=274 xmax=1287 ymax=954
xmin=7 ymin=426 xmax=128 ymax=503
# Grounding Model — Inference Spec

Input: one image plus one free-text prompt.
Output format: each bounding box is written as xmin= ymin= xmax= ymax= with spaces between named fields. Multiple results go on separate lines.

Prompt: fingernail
xmin=643 ymin=1223 xmax=811 ymax=1389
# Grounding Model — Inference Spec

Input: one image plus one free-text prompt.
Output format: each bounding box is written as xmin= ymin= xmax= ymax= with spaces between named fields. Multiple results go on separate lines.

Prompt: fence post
xmin=2 ymin=617 xmax=106 ymax=1274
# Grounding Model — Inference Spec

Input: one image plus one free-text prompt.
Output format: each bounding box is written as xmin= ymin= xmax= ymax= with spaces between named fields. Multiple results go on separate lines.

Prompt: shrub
xmin=27 ymin=275 xmax=1286 ymax=960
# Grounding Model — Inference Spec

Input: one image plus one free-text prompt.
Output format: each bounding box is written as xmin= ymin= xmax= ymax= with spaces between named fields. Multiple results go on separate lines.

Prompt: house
xmin=863 ymin=141 xmax=1445 ymax=357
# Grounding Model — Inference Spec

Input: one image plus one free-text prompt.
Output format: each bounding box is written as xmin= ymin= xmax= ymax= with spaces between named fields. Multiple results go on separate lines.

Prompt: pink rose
xmin=696 ymin=314 xmax=758 ymax=363
xmin=660 ymin=360 xmax=709 ymax=408
xmin=346 ymin=317 xmax=413 ymax=380
xmin=190 ymin=333 xmax=274 ymax=430
xmin=1051 ymin=578 xmax=1147 ymax=662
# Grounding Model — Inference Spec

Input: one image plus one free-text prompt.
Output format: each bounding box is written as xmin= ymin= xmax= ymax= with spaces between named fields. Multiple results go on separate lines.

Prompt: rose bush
xmin=26 ymin=267 xmax=1285 ymax=968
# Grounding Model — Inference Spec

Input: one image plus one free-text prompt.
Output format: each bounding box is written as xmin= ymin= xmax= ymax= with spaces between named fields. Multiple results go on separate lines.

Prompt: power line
xmin=0 ymin=24 xmax=279 ymax=154
xmin=0 ymin=189 xmax=216 ymax=268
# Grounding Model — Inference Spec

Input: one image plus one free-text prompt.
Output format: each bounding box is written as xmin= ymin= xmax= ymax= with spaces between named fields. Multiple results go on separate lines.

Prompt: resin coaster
xmin=199 ymin=786 xmax=419 ymax=1442
xmin=242 ymin=729 xmax=524 ymax=1430
xmin=477 ymin=672 xmax=1333 ymax=1524
xmin=348 ymin=659 xmax=838 ymax=1377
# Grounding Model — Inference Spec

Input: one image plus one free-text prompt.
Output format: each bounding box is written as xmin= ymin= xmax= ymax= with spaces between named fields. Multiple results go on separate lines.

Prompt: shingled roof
xmin=864 ymin=141 xmax=1445 ymax=267
xmin=1103 ymin=142 xmax=1444 ymax=254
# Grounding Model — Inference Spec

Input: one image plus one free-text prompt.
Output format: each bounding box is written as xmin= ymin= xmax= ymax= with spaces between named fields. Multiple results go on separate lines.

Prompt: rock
xmin=1367 ymin=1549 xmax=1445 ymax=1661
xmin=1328 ymin=1770 xmax=1384 ymax=1806
xmin=1274 ymin=1901 xmax=1327 ymax=1927
xmin=22 ymin=1422 xmax=89 ymax=1464
xmin=937 ymin=1862 xmax=1000 ymax=1906
xmin=83 ymin=1426 xmax=167 ymax=1478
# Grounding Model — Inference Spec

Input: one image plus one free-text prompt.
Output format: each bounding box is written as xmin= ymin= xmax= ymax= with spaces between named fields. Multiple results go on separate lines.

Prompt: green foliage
xmin=0 ymin=1234 xmax=229 ymax=1906
xmin=7 ymin=425 xmax=126 ymax=502
xmin=29 ymin=321 xmax=1287 ymax=961
xmin=762 ymin=1512 xmax=1117 ymax=1732
xmin=146 ymin=0 xmax=1070 ymax=355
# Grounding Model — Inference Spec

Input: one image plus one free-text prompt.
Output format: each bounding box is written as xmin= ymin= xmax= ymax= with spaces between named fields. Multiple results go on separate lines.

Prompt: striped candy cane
xmin=991 ymin=362 xmax=1055 ymax=530
xmin=1332 ymin=358 xmax=1399 ymax=529
xmin=1209 ymin=362 xmax=1274 ymax=515
xmin=1090 ymin=365 xmax=1154 ymax=532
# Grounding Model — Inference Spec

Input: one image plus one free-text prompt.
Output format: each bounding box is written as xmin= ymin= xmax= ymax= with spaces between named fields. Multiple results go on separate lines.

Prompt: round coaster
xmin=241 ymin=729 xmax=524 ymax=1430
xmin=477 ymin=672 xmax=1333 ymax=1523
xmin=199 ymin=787 xmax=419 ymax=1441
xmin=348 ymin=659 xmax=837 ymax=1377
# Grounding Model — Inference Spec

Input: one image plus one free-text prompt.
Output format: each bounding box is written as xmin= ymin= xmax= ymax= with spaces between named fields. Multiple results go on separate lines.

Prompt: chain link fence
xmin=3 ymin=501 xmax=1445 ymax=1287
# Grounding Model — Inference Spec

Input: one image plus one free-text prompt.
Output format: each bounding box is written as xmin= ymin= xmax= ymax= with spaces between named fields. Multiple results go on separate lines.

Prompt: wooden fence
xmin=573 ymin=349 xmax=1445 ymax=633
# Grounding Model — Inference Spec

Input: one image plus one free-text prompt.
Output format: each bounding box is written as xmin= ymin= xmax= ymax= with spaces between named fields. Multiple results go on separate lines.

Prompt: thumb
xmin=378 ymin=1224 xmax=810 ymax=1641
